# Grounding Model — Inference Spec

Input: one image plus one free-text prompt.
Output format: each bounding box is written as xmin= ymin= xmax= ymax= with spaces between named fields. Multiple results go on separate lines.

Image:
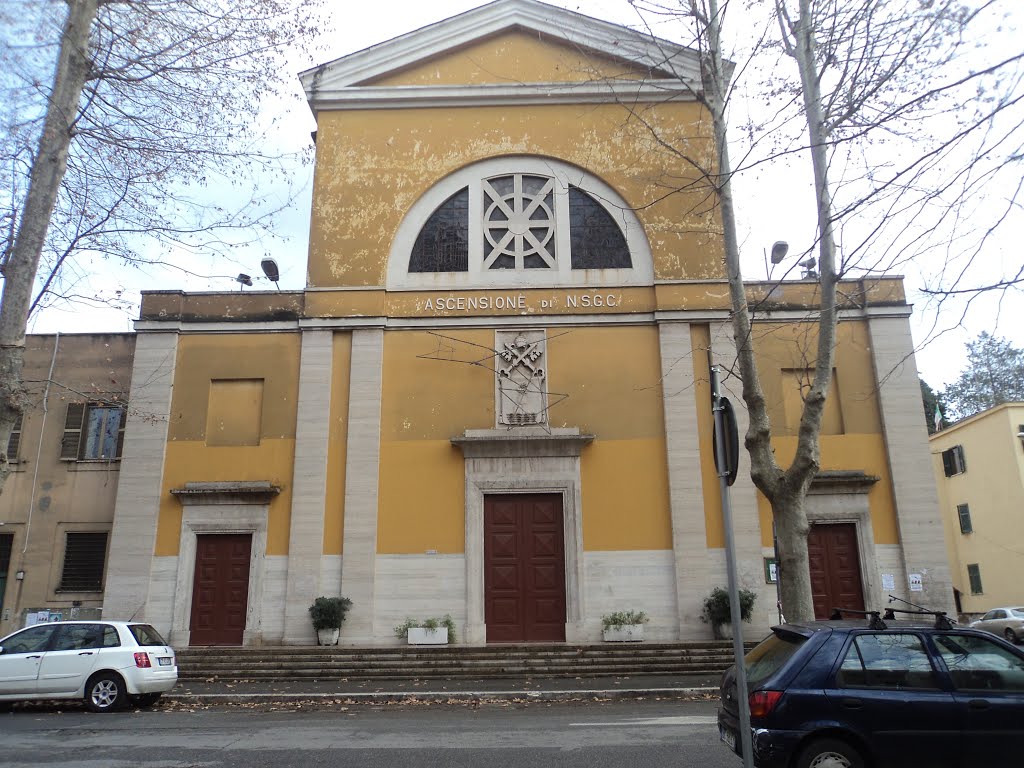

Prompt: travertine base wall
xmin=583 ymin=550 xmax=678 ymax=641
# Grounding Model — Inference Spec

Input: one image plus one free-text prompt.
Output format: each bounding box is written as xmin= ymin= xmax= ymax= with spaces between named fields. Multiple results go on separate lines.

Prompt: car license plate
xmin=158 ymin=657 xmax=172 ymax=666
xmin=720 ymin=726 xmax=736 ymax=751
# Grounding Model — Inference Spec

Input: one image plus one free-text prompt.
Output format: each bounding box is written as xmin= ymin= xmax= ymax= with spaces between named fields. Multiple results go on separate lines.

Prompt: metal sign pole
xmin=710 ymin=364 xmax=754 ymax=768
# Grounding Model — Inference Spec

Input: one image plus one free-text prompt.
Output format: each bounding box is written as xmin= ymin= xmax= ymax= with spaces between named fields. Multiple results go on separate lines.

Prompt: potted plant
xmin=601 ymin=610 xmax=649 ymax=642
xmin=309 ymin=596 xmax=352 ymax=646
xmin=701 ymin=587 xmax=756 ymax=639
xmin=394 ymin=615 xmax=456 ymax=645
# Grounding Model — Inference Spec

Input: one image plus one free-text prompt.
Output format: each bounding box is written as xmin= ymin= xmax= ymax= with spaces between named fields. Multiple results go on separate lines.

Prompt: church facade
xmin=100 ymin=0 xmax=951 ymax=646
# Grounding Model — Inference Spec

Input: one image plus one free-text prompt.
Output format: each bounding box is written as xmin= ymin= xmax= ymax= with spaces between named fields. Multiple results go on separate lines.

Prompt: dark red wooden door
xmin=484 ymin=494 xmax=566 ymax=643
xmin=189 ymin=534 xmax=252 ymax=646
xmin=808 ymin=523 xmax=865 ymax=619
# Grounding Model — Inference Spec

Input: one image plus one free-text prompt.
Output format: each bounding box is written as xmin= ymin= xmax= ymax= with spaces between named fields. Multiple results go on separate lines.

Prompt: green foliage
xmin=393 ymin=615 xmax=456 ymax=643
xmin=701 ymin=587 xmax=756 ymax=626
xmin=308 ymin=596 xmax=352 ymax=631
xmin=943 ymin=333 xmax=1024 ymax=421
xmin=601 ymin=610 xmax=649 ymax=630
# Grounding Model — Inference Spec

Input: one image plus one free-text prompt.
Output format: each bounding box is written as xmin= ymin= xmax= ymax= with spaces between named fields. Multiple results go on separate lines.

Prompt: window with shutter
xmin=61 ymin=402 xmax=126 ymax=461
xmin=942 ymin=445 xmax=967 ymax=476
xmin=957 ymin=503 xmax=973 ymax=534
xmin=5 ymin=412 xmax=23 ymax=461
xmin=967 ymin=563 xmax=983 ymax=595
xmin=58 ymin=532 xmax=109 ymax=591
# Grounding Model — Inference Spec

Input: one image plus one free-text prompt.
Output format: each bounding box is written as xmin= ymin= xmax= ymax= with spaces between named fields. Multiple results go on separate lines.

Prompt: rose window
xmin=483 ymin=175 xmax=557 ymax=270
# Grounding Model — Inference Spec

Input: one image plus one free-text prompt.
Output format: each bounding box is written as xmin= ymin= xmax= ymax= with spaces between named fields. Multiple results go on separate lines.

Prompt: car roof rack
xmin=830 ymin=608 xmax=887 ymax=629
xmin=830 ymin=606 xmax=954 ymax=630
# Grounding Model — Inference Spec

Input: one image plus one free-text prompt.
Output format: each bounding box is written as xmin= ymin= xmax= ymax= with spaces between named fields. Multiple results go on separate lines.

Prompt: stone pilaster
xmin=339 ymin=329 xmax=384 ymax=643
xmin=282 ymin=330 xmax=334 ymax=644
xmin=103 ymin=332 xmax=178 ymax=624
xmin=658 ymin=322 xmax=706 ymax=638
xmin=868 ymin=315 xmax=955 ymax=616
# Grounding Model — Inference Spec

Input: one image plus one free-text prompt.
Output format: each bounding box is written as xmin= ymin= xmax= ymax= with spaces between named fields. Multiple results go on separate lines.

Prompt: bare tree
xmin=624 ymin=0 xmax=1023 ymax=619
xmin=0 ymin=0 xmax=323 ymax=490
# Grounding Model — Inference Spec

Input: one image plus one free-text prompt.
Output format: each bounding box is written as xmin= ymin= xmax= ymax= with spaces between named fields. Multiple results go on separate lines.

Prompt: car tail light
xmin=134 ymin=652 xmax=152 ymax=668
xmin=748 ymin=690 xmax=783 ymax=717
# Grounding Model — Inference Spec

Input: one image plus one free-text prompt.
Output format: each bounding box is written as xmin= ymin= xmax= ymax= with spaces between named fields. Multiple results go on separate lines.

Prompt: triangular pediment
xmin=300 ymin=0 xmax=702 ymax=112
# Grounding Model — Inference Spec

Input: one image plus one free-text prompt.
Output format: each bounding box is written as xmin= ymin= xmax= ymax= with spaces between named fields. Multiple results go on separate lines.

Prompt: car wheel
xmin=796 ymin=738 xmax=865 ymax=768
xmin=1006 ymin=629 xmax=1019 ymax=645
xmin=130 ymin=692 xmax=162 ymax=708
xmin=85 ymin=672 xmax=127 ymax=713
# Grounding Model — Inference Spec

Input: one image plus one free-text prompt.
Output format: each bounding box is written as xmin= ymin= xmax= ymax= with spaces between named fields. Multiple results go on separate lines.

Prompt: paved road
xmin=1 ymin=698 xmax=739 ymax=768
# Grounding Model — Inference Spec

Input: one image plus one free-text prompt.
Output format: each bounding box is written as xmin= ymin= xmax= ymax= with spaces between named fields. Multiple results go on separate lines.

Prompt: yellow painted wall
xmin=377 ymin=329 xmax=494 ymax=554
xmin=368 ymin=30 xmax=657 ymax=87
xmin=720 ymin=320 xmax=898 ymax=549
xmin=324 ymin=333 xmax=352 ymax=555
xmin=931 ymin=405 xmax=1024 ymax=613
xmin=308 ymin=33 xmax=722 ymax=290
xmin=157 ymin=334 xmax=300 ymax=557
xmin=547 ymin=326 xmax=672 ymax=551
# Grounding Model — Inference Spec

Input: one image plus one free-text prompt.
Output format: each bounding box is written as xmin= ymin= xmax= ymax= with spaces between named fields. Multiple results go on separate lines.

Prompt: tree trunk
xmin=773 ymin=492 xmax=814 ymax=621
xmin=0 ymin=0 xmax=97 ymax=492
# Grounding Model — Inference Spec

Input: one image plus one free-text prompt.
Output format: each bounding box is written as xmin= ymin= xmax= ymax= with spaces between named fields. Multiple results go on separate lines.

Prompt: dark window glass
xmin=935 ymin=634 xmax=1024 ymax=691
xmin=0 ymin=533 xmax=11 ymax=616
xmin=103 ymin=626 xmax=121 ymax=647
xmin=58 ymin=532 xmax=109 ymax=591
xmin=54 ymin=623 xmax=105 ymax=651
xmin=744 ymin=632 xmax=807 ymax=686
xmin=568 ymin=186 xmax=631 ymax=269
xmin=957 ymin=503 xmax=973 ymax=534
xmin=1 ymin=625 xmax=55 ymax=654
xmin=836 ymin=633 xmax=939 ymax=689
xmin=968 ymin=564 xmax=983 ymax=595
xmin=409 ymin=188 xmax=469 ymax=272
xmin=129 ymin=624 xmax=168 ymax=647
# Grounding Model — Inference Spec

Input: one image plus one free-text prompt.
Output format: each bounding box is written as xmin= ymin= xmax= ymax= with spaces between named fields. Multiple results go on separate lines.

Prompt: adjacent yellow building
xmin=931 ymin=403 xmax=1024 ymax=618
xmin=95 ymin=0 xmax=952 ymax=646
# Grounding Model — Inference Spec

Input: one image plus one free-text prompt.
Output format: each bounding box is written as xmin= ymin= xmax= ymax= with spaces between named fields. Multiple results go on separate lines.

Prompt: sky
xmin=19 ymin=0 xmax=1024 ymax=390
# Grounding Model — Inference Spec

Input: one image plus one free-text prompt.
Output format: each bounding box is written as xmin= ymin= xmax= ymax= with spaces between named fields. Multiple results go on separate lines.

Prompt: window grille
xmin=58 ymin=532 xmax=109 ymax=591
xmin=957 ymin=503 xmax=973 ymax=534
xmin=967 ymin=563 xmax=983 ymax=595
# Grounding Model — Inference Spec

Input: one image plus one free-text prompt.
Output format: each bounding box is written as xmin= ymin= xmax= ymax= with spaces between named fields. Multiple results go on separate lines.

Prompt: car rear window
xmin=129 ymin=624 xmax=168 ymax=647
xmin=1011 ymin=609 xmax=1024 ymax=619
xmin=745 ymin=631 xmax=807 ymax=686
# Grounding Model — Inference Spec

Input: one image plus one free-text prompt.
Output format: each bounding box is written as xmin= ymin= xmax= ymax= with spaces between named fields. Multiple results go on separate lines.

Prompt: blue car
xmin=717 ymin=617 xmax=1024 ymax=767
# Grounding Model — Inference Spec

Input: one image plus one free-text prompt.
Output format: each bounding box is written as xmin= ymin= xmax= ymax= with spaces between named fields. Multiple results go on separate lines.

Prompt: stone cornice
xmin=452 ymin=427 xmax=594 ymax=458
xmin=171 ymin=481 xmax=281 ymax=506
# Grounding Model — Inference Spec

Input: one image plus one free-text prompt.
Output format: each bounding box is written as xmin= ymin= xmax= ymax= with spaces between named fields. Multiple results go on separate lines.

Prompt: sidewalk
xmin=167 ymin=673 xmax=722 ymax=704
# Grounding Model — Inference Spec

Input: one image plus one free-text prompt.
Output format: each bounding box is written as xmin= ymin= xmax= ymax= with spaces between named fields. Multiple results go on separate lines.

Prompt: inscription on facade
xmin=422 ymin=292 xmax=622 ymax=313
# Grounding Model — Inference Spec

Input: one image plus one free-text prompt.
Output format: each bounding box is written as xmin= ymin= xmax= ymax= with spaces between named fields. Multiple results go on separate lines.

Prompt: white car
xmin=0 ymin=620 xmax=177 ymax=712
xmin=970 ymin=607 xmax=1024 ymax=644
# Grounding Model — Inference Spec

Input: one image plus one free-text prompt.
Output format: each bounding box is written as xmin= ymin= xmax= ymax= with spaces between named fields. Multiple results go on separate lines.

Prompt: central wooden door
xmin=484 ymin=494 xmax=566 ymax=643
xmin=189 ymin=534 xmax=252 ymax=646
xmin=808 ymin=523 xmax=865 ymax=619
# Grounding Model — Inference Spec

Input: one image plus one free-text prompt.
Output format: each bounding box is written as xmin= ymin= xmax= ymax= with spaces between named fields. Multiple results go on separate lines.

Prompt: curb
xmin=164 ymin=686 xmax=718 ymax=705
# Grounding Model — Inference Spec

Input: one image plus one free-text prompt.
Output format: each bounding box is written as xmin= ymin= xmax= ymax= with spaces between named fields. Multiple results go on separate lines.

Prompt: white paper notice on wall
xmin=881 ymin=573 xmax=896 ymax=591
xmin=908 ymin=573 xmax=924 ymax=592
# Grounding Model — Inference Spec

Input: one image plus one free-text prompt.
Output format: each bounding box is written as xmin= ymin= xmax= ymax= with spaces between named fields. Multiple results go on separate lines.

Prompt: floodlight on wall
xmin=1017 ymin=428 xmax=1024 ymax=449
xmin=260 ymin=258 xmax=280 ymax=290
xmin=799 ymin=257 xmax=819 ymax=281
xmin=235 ymin=273 xmax=253 ymax=290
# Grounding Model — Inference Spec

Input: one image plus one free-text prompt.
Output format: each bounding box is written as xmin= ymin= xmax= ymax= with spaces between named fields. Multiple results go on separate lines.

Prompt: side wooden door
xmin=189 ymin=534 xmax=252 ymax=646
xmin=808 ymin=523 xmax=865 ymax=619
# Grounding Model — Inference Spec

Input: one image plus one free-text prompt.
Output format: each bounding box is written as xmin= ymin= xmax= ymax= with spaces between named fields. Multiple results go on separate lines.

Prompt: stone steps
xmin=176 ymin=641 xmax=751 ymax=681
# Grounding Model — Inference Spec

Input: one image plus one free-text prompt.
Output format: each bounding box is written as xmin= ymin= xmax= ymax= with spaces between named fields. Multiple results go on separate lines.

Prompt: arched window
xmin=391 ymin=157 xmax=651 ymax=290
